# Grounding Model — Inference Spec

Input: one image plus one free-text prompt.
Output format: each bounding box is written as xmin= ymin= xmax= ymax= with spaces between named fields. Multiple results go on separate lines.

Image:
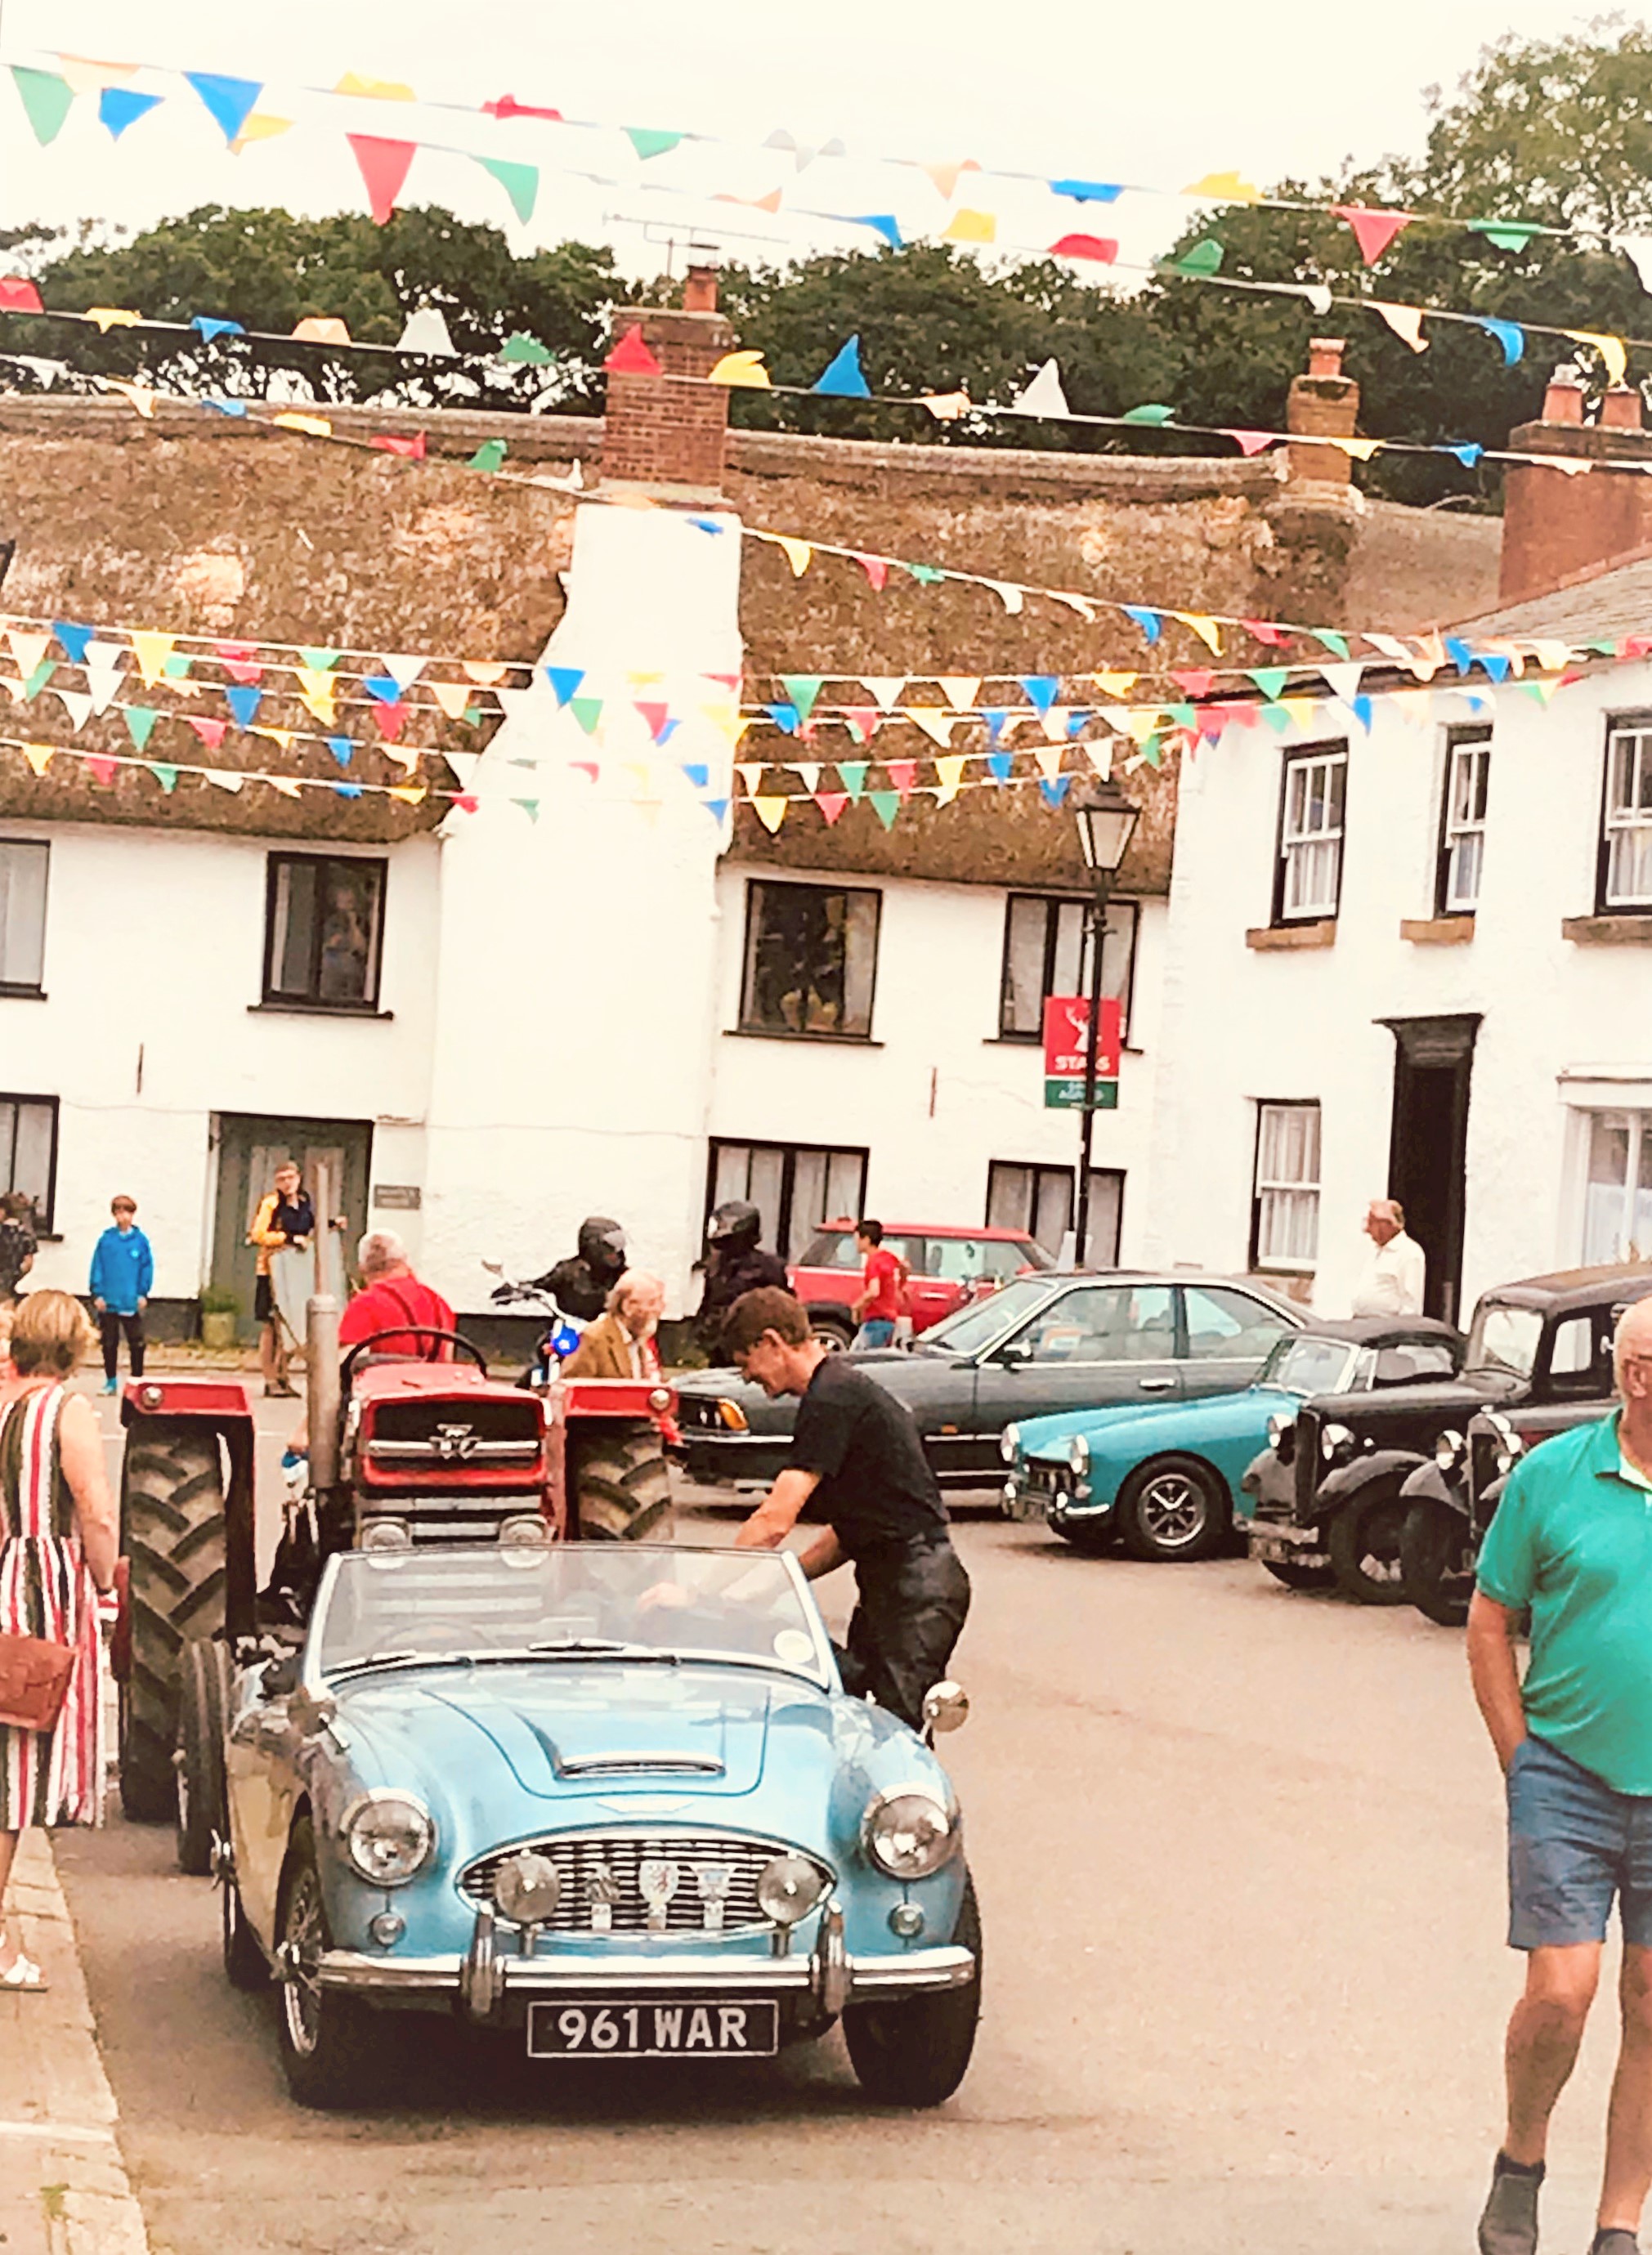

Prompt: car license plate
xmin=526 ymin=1998 xmax=780 ymax=2060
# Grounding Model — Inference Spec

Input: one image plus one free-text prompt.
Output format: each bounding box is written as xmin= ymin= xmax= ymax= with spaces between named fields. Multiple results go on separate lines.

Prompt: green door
xmin=211 ymin=1114 xmax=374 ymax=1341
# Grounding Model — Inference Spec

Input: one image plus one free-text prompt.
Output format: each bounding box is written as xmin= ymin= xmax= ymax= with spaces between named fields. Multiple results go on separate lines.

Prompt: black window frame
xmin=1435 ymin=725 xmax=1493 ymax=918
xmin=1271 ymin=738 xmax=1349 ymax=927
xmin=996 ymin=893 xmax=1139 ymax=1044
xmin=985 ymin=1159 xmax=1125 ymax=1266
xmin=736 ymin=878 xmax=882 ymax=1042
xmin=261 ymin=852 xmax=388 ymax=1013
xmin=1596 ymin=711 xmax=1652 ymax=915
xmin=0 ymin=836 xmax=50 ymax=997
xmin=0 ymin=1090 xmax=60 ymax=1232
xmin=705 ymin=1136 xmax=871 ymax=1264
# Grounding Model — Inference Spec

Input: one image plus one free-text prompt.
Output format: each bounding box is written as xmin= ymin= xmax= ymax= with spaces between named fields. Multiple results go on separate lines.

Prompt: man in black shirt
xmin=724 ymin=1287 xmax=969 ymax=1729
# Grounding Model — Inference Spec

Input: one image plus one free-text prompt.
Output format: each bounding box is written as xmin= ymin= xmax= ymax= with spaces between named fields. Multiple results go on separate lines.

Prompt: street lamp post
xmin=1070 ymin=776 xmax=1139 ymax=1269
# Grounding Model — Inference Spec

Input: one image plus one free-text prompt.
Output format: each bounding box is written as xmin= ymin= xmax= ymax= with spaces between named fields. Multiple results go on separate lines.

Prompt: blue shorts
xmin=854 ymin=1319 xmax=896 ymax=1349
xmin=1506 ymin=1734 xmax=1652 ymax=1949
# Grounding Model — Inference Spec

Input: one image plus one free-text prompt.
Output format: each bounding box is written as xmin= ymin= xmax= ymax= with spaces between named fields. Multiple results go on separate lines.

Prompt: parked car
xmin=1398 ymin=1272 xmax=1650 ymax=1625
xmin=672 ymin=1272 xmax=1306 ymax=1492
xmin=787 ymin=1221 xmax=1051 ymax=1350
xmin=1243 ymin=1262 xmax=1652 ymax=1606
xmin=219 ymin=1541 xmax=979 ymax=2110
xmin=1002 ymin=1318 xmax=1463 ymax=1564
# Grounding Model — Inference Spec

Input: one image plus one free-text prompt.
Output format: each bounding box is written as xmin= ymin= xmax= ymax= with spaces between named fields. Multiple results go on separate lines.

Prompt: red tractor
xmin=113 ymin=1299 xmax=675 ymax=1875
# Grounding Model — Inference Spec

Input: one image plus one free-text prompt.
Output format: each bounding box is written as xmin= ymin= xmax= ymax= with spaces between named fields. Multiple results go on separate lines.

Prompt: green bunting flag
xmin=467 ymin=438 xmax=507 ymax=472
xmin=570 ymin=697 xmax=604 ymax=735
xmin=152 ymin=764 xmax=179 ymax=793
xmin=11 ymin=66 xmax=74 ymax=146
xmin=779 ymin=675 xmax=824 ymax=724
xmin=868 ymin=790 xmax=901 ymax=830
xmin=477 ymin=158 xmax=539 ymax=225
xmin=625 ymin=127 xmax=683 ymax=160
xmin=500 ymin=332 xmax=553 ymax=365
xmin=836 ymin=761 xmax=868 ymax=803
xmin=123 ymin=707 xmax=159 ymax=751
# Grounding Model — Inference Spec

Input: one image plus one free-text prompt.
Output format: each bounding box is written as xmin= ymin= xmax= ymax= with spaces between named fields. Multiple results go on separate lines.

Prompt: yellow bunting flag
xmin=933 ymin=754 xmax=966 ymax=805
xmin=107 ymin=381 xmax=156 ymax=418
xmin=387 ymin=783 xmax=428 ymax=805
xmin=232 ymin=114 xmax=293 ymax=151
xmin=85 ymin=307 xmax=140 ymax=333
xmin=429 ymin=682 xmax=472 ymax=720
xmin=1182 ymin=169 xmax=1260 ymax=203
xmin=253 ymin=727 xmax=297 ymax=752
xmin=1371 ymin=302 xmax=1429 ymax=352
xmin=265 ymin=775 xmax=303 ymax=799
xmin=20 ymin=743 xmax=52 ymax=776
xmin=335 ymin=71 xmax=415 ymax=99
xmin=774 ymin=537 xmax=813 ymax=577
xmin=1117 ymin=709 xmax=1164 ymax=743
xmin=272 ymin=412 xmax=333 ymax=437
xmin=1174 ymin=613 xmax=1224 ymax=654
xmin=708 ymin=351 xmax=771 ymax=387
xmin=1278 ymin=697 xmax=1318 ymax=728
xmin=904 ymin=709 xmax=956 ymax=747
xmin=295 ymin=669 xmax=337 ymax=723
xmin=1531 ymin=640 xmax=1573 ymax=673
xmin=1332 ymin=436 xmax=1383 ymax=462
xmin=1567 ymin=329 xmax=1629 ymax=387
xmin=292 ymin=316 xmax=351 ymax=346
xmin=751 ymin=795 xmax=789 ymax=834
xmin=128 ymin=632 xmax=175 ymax=686
xmin=920 ymin=391 xmax=972 ymax=420
xmin=1091 ymin=671 xmax=1139 ymax=696
xmin=943 ymin=209 xmax=996 ymax=244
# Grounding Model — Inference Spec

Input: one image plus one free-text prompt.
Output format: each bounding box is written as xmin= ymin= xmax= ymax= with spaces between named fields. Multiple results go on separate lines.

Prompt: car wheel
xmin=1260 ymin=1557 xmax=1337 ymax=1592
xmin=842 ymin=1870 xmax=981 ymax=2107
xmin=810 ymin=1316 xmax=854 ymax=1353
xmin=1327 ymin=1487 xmax=1411 ymax=1605
xmin=176 ymin=1640 xmax=231 ymax=1877
xmin=274 ymin=1816 xmax=383 ymax=2109
xmin=1399 ymin=1499 xmax=1474 ymax=1628
xmin=222 ymin=1868 xmax=267 ymax=1993
xmin=1117 ymin=1456 xmax=1228 ymax=1563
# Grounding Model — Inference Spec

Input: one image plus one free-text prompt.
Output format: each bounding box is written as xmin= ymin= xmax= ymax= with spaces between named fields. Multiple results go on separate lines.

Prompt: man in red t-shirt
xmin=850 ymin=1219 xmax=907 ymax=1350
xmin=338 ymin=1230 xmax=455 ymax=1358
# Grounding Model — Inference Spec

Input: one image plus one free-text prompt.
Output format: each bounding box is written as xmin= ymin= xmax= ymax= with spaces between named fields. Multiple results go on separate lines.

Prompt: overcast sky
xmin=0 ymin=0 xmax=1629 ymax=280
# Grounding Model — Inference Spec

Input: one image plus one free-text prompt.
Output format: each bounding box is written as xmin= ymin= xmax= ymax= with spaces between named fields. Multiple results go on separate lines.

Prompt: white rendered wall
xmin=1144 ymin=662 xmax=1652 ymax=1316
xmin=0 ymin=818 xmax=438 ymax=1300
xmin=709 ymin=860 xmax=1166 ymax=1257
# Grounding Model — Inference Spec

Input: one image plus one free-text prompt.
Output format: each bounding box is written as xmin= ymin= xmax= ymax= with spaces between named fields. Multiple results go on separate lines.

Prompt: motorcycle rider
xmin=531 ymin=1216 xmax=628 ymax=1324
xmin=695 ymin=1201 xmax=789 ymax=1362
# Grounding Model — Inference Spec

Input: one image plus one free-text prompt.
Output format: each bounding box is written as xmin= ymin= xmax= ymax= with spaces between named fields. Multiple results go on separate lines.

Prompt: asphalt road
xmin=56 ymin=1400 xmax=1626 ymax=2253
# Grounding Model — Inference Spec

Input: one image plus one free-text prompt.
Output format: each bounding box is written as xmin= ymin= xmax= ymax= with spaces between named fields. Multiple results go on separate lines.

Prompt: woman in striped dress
xmin=0 ymin=1292 xmax=118 ymax=1990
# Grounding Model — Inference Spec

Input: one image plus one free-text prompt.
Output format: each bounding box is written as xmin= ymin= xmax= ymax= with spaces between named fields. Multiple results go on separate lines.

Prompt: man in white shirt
xmin=1351 ymin=1198 xmax=1427 ymax=1317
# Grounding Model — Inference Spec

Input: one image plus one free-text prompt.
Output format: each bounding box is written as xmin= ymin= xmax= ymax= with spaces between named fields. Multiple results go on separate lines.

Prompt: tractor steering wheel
xmin=338 ymin=1328 xmax=489 ymax=1389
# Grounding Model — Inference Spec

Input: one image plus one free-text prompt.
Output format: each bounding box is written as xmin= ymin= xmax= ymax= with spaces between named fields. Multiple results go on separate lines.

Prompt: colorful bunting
xmin=184 ymin=71 xmax=262 ymax=144
xmin=347 ymin=134 xmax=417 ymax=225
xmin=11 ymin=67 xmax=74 ymax=145
xmin=604 ymin=325 xmax=662 ymax=376
xmin=477 ymin=157 xmax=539 ymax=224
xmin=98 ymin=87 xmax=162 ymax=139
xmin=812 ymin=336 xmax=871 ymax=398
xmin=1334 ymin=206 xmax=1412 ymax=263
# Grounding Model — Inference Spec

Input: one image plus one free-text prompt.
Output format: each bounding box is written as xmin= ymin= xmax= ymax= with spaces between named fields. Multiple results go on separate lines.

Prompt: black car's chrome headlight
xmin=1267 ymin=1412 xmax=1296 ymax=1465
xmin=1435 ymin=1429 xmax=1466 ymax=1475
xmin=341 ymin=1791 xmax=435 ymax=1886
xmin=862 ymin=1789 xmax=958 ymax=1880
xmin=1320 ymin=1421 xmax=1354 ymax=1465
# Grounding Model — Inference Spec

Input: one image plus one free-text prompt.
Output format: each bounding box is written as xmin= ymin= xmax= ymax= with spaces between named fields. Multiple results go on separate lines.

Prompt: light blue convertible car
xmin=219 ymin=1542 xmax=978 ymax=2110
xmin=1000 ymin=1320 xmax=1463 ymax=1561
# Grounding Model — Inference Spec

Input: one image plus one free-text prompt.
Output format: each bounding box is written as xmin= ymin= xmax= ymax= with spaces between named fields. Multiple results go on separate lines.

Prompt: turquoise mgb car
xmin=219 ymin=1543 xmax=978 ymax=2109
xmin=1001 ymin=1320 xmax=1462 ymax=1561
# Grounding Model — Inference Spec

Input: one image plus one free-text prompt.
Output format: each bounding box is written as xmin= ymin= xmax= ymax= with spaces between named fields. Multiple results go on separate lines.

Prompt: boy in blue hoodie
xmin=90 ymin=1194 xmax=154 ymax=1393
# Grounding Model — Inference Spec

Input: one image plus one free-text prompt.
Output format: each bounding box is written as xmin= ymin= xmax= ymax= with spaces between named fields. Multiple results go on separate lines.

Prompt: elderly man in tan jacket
xmin=562 ymin=1272 xmax=667 ymax=1381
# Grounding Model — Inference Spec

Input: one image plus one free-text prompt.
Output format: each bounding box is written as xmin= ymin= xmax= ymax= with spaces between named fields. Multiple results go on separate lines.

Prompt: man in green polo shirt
xmin=1469 ymin=1295 xmax=1652 ymax=2255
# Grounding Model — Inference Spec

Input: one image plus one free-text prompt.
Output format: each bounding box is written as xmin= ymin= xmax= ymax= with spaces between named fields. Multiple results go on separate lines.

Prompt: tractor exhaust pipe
xmin=306 ymin=1295 xmax=342 ymax=1490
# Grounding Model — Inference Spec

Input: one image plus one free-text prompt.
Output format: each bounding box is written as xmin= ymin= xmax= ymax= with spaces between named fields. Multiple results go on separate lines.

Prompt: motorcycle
xmin=482 ymin=1263 xmax=584 ymax=1388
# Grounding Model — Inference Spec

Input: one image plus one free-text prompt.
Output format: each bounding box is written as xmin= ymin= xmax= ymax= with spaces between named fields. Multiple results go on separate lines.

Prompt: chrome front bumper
xmin=1246 ymin=1519 xmax=1330 ymax=1566
xmin=316 ymin=1902 xmax=974 ymax=2023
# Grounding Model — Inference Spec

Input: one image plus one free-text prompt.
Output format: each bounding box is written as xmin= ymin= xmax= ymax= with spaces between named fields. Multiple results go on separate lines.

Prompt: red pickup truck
xmin=787 ymin=1221 xmax=1051 ymax=1349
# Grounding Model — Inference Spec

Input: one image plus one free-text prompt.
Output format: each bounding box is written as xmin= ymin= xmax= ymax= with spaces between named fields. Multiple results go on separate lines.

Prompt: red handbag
xmin=0 ymin=1633 xmax=74 ymax=1733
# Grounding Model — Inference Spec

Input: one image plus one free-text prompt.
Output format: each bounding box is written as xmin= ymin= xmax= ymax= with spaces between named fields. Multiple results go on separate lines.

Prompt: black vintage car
xmin=671 ymin=1272 xmax=1305 ymax=1492
xmin=1398 ymin=1268 xmax=1652 ymax=1625
xmin=1244 ymin=1262 xmax=1652 ymax=1608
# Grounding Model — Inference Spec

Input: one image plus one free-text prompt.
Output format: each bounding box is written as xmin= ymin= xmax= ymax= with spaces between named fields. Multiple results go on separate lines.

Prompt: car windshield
xmin=311 ymin=1546 xmax=832 ymax=1685
xmin=1466 ymin=1301 xmax=1542 ymax=1380
xmin=1260 ymin=1335 xmax=1360 ymax=1396
xmin=915 ymin=1276 xmax=1059 ymax=1355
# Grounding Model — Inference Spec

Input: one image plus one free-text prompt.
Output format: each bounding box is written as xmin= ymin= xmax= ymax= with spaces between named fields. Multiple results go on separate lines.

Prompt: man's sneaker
xmin=100 ymin=1376 xmax=117 ymax=1396
xmin=1478 ymin=2154 xmax=1543 ymax=2255
xmin=1591 ymin=2230 xmax=1641 ymax=2255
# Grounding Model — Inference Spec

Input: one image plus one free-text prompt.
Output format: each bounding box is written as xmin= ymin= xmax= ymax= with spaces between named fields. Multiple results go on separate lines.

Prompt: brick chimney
xmin=1285 ymin=338 xmax=1359 ymax=490
xmin=1499 ymin=369 xmax=1652 ymax=602
xmin=599 ymin=263 xmax=736 ymax=500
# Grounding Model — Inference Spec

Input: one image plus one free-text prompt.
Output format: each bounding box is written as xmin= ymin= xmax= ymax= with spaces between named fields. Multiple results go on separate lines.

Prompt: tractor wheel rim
xmin=281 ymin=1870 xmax=325 ymax=2056
xmin=1140 ymin=1475 xmax=1207 ymax=1550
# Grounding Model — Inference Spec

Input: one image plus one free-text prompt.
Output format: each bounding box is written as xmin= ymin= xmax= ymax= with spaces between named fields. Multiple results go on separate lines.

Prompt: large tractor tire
xmin=120 ymin=1422 xmax=227 ymax=1824
xmin=571 ymin=1421 xmax=674 ymax=1541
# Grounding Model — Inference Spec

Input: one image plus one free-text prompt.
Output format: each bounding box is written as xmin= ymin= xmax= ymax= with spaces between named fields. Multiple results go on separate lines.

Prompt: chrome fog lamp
xmin=1266 ymin=1413 xmax=1292 ymax=1452
xmin=648 ymin=1385 xmax=673 ymax=1413
xmin=1066 ymin=1433 xmax=1090 ymax=1472
xmin=360 ymin=1517 xmax=412 ymax=1553
xmin=493 ymin=1849 xmax=562 ymax=1927
xmin=999 ymin=1424 xmax=1021 ymax=1465
xmin=862 ymin=1790 xmax=957 ymax=1881
xmin=1435 ymin=1429 xmax=1466 ymax=1474
xmin=756 ymin=1854 xmax=827 ymax=1926
xmin=1320 ymin=1421 xmax=1354 ymax=1464
xmin=921 ymin=1680 xmax=969 ymax=1737
xmin=342 ymin=1792 xmax=434 ymax=1886
xmin=499 ymin=1513 xmax=552 ymax=1549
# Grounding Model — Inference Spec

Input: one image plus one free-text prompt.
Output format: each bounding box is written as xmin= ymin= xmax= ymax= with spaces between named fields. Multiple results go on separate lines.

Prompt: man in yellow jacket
xmin=246 ymin=1161 xmax=315 ymax=1398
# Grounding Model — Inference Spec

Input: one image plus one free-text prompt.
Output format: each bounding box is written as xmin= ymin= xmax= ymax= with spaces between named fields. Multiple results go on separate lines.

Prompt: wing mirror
xmin=921 ymin=1680 xmax=969 ymax=1745
xmin=995 ymin=1340 xmax=1033 ymax=1369
xmin=481 ymin=1258 xmax=504 ymax=1276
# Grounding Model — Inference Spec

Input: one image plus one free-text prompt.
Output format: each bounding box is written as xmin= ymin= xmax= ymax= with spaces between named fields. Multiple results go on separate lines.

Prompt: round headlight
xmin=360 ymin=1518 xmax=412 ymax=1552
xmin=756 ymin=1854 xmax=828 ymax=1926
xmin=342 ymin=1792 xmax=434 ymax=1886
xmin=862 ymin=1791 xmax=957 ymax=1881
xmin=999 ymin=1423 xmax=1021 ymax=1465
xmin=1266 ymin=1412 xmax=1292 ymax=1452
xmin=1435 ymin=1429 xmax=1466 ymax=1474
xmin=1066 ymin=1433 xmax=1090 ymax=1472
xmin=648 ymin=1386 xmax=673 ymax=1413
xmin=1321 ymin=1421 xmax=1354 ymax=1464
xmin=499 ymin=1513 xmax=552 ymax=1549
xmin=493 ymin=1849 xmax=562 ymax=1926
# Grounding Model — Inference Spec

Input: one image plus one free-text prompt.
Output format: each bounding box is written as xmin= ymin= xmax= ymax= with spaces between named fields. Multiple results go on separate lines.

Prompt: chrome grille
xmin=459 ymin=1830 xmax=831 ymax=1936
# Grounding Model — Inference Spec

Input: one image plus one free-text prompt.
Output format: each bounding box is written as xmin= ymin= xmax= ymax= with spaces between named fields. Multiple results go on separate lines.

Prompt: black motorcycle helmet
xmin=577 ymin=1215 xmax=627 ymax=1275
xmin=707 ymin=1200 xmax=763 ymax=1255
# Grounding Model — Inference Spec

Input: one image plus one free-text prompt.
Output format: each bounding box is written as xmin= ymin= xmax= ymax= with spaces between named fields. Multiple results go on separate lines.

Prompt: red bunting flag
xmin=86 ymin=757 xmax=117 ymax=786
xmin=885 ymin=758 xmax=917 ymax=797
xmin=1048 ymin=234 xmax=1118 ymax=264
xmin=0 ymin=276 xmax=43 ymax=311
xmin=1332 ymin=205 xmax=1412 ymax=263
xmin=843 ymin=709 xmax=880 ymax=745
xmin=451 ymin=793 xmax=479 ymax=813
xmin=856 ymin=554 xmax=889 ymax=592
xmin=605 ymin=324 xmax=662 ymax=375
xmin=571 ymin=760 xmax=599 ymax=781
xmin=213 ymin=640 xmax=262 ymax=684
xmin=1172 ymin=669 xmax=1215 ymax=699
xmin=1242 ymin=619 xmax=1292 ymax=647
xmin=1222 ymin=700 xmax=1260 ymax=731
xmin=371 ymin=432 xmax=427 ymax=459
xmin=636 ymin=702 xmax=670 ymax=740
xmin=187 ymin=717 xmax=227 ymax=749
xmin=1224 ymin=430 xmax=1276 ymax=457
xmin=348 ymin=134 xmax=418 ymax=226
xmin=373 ymin=701 xmax=409 ymax=740
xmin=482 ymin=94 xmax=564 ymax=121
xmin=814 ymin=792 xmax=848 ymax=825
